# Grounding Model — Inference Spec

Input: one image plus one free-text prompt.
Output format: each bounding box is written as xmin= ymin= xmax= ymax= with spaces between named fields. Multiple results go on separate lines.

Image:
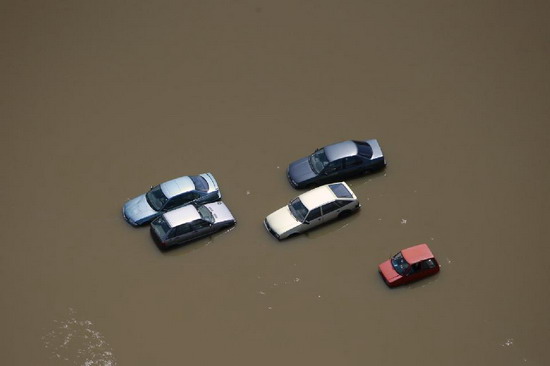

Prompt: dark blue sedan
xmin=287 ymin=139 xmax=386 ymax=189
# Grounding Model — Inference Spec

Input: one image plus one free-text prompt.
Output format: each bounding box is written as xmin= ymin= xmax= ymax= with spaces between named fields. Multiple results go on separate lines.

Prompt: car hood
xmin=265 ymin=206 xmax=301 ymax=236
xmin=378 ymin=260 xmax=402 ymax=283
xmin=288 ymin=157 xmax=317 ymax=184
xmin=123 ymin=194 xmax=159 ymax=225
xmin=203 ymin=201 xmax=235 ymax=223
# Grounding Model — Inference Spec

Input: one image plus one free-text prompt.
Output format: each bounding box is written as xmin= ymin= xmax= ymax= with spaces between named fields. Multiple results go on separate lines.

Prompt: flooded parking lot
xmin=1 ymin=1 xmax=549 ymax=365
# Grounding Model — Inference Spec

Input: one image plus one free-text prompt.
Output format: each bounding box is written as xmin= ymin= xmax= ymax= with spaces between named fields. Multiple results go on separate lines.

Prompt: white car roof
xmin=164 ymin=205 xmax=201 ymax=227
xmin=160 ymin=176 xmax=195 ymax=198
xmin=299 ymin=185 xmax=338 ymax=209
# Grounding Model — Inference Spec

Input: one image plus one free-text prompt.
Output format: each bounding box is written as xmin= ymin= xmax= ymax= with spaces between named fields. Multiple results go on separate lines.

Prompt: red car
xmin=378 ymin=244 xmax=440 ymax=287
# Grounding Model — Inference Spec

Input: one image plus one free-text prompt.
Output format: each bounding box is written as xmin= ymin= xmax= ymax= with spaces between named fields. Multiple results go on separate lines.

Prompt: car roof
xmin=324 ymin=140 xmax=358 ymax=162
xmin=164 ymin=205 xmax=201 ymax=227
xmin=160 ymin=176 xmax=195 ymax=198
xmin=402 ymin=244 xmax=435 ymax=264
xmin=298 ymin=185 xmax=338 ymax=209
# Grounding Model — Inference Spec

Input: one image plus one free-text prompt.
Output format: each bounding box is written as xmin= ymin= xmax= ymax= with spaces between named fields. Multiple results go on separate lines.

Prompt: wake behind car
xmin=264 ymin=182 xmax=360 ymax=240
xmin=150 ymin=201 xmax=236 ymax=249
xmin=287 ymin=139 xmax=386 ymax=189
xmin=378 ymin=244 xmax=440 ymax=287
xmin=123 ymin=173 xmax=220 ymax=226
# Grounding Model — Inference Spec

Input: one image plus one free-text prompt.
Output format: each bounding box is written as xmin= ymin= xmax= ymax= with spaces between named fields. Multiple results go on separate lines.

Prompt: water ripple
xmin=42 ymin=308 xmax=117 ymax=366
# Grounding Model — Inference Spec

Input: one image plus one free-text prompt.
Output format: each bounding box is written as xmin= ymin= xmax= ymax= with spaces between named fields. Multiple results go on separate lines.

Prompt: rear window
xmin=355 ymin=141 xmax=373 ymax=159
xmin=329 ymin=183 xmax=353 ymax=198
xmin=190 ymin=175 xmax=209 ymax=192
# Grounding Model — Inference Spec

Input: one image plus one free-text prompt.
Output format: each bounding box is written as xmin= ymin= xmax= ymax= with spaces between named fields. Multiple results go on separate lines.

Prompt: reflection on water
xmin=256 ymin=272 xmax=307 ymax=311
xmin=42 ymin=308 xmax=116 ymax=366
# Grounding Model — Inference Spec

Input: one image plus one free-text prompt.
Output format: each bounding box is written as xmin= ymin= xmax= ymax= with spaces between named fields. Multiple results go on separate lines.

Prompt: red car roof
xmin=401 ymin=244 xmax=434 ymax=264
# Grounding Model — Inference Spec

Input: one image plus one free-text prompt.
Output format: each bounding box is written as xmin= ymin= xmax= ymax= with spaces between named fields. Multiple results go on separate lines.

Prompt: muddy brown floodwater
xmin=1 ymin=1 xmax=549 ymax=365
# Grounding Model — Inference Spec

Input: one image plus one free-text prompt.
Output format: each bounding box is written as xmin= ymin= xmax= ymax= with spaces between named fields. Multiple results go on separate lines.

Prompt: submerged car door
xmin=404 ymin=263 xmax=424 ymax=284
xmin=343 ymin=156 xmax=365 ymax=177
xmin=419 ymin=258 xmax=439 ymax=278
xmin=320 ymin=202 xmax=341 ymax=222
xmin=305 ymin=207 xmax=322 ymax=228
xmin=321 ymin=160 xmax=343 ymax=182
xmin=170 ymin=223 xmax=194 ymax=244
xmin=191 ymin=219 xmax=213 ymax=240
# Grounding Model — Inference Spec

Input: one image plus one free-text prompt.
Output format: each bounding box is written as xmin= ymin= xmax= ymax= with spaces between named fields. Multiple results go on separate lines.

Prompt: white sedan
xmin=264 ymin=182 xmax=360 ymax=240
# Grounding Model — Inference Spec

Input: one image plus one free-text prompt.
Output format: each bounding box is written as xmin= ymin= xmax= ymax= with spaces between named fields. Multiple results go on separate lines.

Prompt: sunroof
xmin=329 ymin=183 xmax=353 ymax=198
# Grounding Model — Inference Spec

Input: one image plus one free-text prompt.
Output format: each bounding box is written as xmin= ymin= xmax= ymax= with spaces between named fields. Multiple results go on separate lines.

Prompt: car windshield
xmin=190 ymin=175 xmax=209 ymax=192
xmin=197 ymin=205 xmax=214 ymax=224
xmin=146 ymin=185 xmax=169 ymax=211
xmin=288 ymin=197 xmax=309 ymax=222
xmin=152 ymin=216 xmax=172 ymax=239
xmin=391 ymin=252 xmax=411 ymax=276
xmin=308 ymin=148 xmax=330 ymax=174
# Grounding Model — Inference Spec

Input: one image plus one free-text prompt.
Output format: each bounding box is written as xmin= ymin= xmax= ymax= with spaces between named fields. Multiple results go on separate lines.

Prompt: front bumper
xmin=286 ymin=169 xmax=299 ymax=189
xmin=263 ymin=219 xmax=281 ymax=240
xmin=122 ymin=207 xmax=138 ymax=226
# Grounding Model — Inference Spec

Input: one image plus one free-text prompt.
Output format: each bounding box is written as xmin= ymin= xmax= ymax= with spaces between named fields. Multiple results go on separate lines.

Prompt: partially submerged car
xmin=378 ymin=244 xmax=440 ymax=287
xmin=150 ymin=201 xmax=236 ymax=249
xmin=264 ymin=182 xmax=360 ymax=240
xmin=123 ymin=173 xmax=220 ymax=226
xmin=287 ymin=139 xmax=386 ymax=189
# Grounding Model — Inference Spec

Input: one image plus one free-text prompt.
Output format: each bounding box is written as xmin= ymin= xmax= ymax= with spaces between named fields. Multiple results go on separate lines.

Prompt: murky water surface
xmin=1 ymin=1 xmax=549 ymax=365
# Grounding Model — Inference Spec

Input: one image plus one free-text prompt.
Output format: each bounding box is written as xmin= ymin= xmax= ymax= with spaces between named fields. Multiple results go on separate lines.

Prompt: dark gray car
xmin=150 ymin=201 xmax=236 ymax=249
xmin=287 ymin=139 xmax=386 ymax=189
